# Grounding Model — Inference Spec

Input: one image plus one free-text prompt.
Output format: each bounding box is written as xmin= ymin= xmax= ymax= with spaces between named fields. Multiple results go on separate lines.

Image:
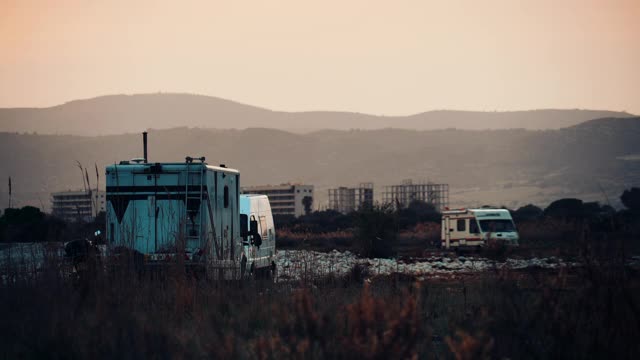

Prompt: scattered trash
xmin=275 ymin=249 xmax=580 ymax=281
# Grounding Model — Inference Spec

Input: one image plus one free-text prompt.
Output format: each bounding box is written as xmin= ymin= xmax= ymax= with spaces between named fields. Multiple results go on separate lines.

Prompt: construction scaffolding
xmin=382 ymin=179 xmax=449 ymax=211
xmin=328 ymin=182 xmax=374 ymax=214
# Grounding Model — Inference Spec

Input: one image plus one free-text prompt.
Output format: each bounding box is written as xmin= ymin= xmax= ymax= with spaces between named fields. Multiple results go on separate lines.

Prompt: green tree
xmin=353 ymin=204 xmax=397 ymax=258
xmin=512 ymin=204 xmax=543 ymax=222
xmin=397 ymin=200 xmax=440 ymax=229
xmin=302 ymin=196 xmax=313 ymax=215
xmin=621 ymin=188 xmax=640 ymax=213
xmin=0 ymin=206 xmax=54 ymax=243
xmin=544 ymin=198 xmax=584 ymax=220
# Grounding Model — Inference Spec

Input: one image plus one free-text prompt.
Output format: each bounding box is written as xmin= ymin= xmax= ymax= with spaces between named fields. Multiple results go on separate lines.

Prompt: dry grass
xmin=276 ymin=229 xmax=353 ymax=252
xmin=0 ymin=236 xmax=639 ymax=359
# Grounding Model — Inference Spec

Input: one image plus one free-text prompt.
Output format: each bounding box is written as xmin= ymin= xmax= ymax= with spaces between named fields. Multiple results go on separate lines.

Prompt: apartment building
xmin=51 ymin=190 xmax=106 ymax=222
xmin=240 ymin=184 xmax=314 ymax=217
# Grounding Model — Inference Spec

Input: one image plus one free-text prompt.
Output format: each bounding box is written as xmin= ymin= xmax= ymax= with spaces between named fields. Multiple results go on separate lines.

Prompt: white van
xmin=240 ymin=194 xmax=276 ymax=277
xmin=441 ymin=208 xmax=519 ymax=249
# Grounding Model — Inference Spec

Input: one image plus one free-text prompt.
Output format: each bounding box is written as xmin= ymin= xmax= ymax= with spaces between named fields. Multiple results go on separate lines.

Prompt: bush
xmin=0 ymin=206 xmax=67 ymax=243
xmin=544 ymin=198 xmax=584 ymax=220
xmin=397 ymin=200 xmax=441 ymax=229
xmin=353 ymin=204 xmax=397 ymax=258
xmin=621 ymin=187 xmax=640 ymax=213
xmin=276 ymin=210 xmax=353 ymax=234
xmin=1 ymin=241 xmax=639 ymax=359
xmin=512 ymin=204 xmax=543 ymax=222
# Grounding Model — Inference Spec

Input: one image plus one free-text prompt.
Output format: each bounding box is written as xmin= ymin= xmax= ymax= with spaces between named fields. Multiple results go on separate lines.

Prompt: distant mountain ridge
xmin=1 ymin=116 xmax=639 ymax=211
xmin=0 ymin=93 xmax=634 ymax=135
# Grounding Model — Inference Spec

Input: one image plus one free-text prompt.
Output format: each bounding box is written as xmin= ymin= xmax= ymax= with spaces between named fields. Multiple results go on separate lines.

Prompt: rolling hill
xmin=0 ymin=93 xmax=634 ymax=136
xmin=1 ymin=117 xmax=639 ymax=211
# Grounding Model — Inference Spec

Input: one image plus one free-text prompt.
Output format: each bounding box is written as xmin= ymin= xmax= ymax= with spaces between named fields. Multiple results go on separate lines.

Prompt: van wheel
xmin=261 ymin=266 xmax=272 ymax=281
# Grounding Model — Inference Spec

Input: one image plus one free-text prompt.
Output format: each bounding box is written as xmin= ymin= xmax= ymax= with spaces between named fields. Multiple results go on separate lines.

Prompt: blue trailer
xmin=105 ymin=156 xmax=263 ymax=276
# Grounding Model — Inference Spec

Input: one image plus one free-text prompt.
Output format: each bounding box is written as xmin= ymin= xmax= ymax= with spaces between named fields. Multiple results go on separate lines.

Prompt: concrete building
xmin=382 ymin=180 xmax=449 ymax=211
xmin=328 ymin=183 xmax=374 ymax=214
xmin=241 ymin=184 xmax=314 ymax=217
xmin=51 ymin=190 xmax=106 ymax=222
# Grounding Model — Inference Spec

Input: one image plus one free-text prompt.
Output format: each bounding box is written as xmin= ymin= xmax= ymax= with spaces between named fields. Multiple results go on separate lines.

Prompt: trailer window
xmin=224 ymin=186 xmax=229 ymax=208
xmin=457 ymin=219 xmax=466 ymax=232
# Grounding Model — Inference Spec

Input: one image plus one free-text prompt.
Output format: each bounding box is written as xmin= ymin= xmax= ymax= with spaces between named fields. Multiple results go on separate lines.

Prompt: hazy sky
xmin=1 ymin=0 xmax=639 ymax=114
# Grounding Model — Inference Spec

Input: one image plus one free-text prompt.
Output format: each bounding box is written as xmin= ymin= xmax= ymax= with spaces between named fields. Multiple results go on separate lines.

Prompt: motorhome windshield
xmin=479 ymin=219 xmax=516 ymax=232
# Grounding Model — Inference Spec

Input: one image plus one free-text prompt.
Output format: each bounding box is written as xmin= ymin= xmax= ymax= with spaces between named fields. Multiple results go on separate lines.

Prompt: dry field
xmin=0 ymin=239 xmax=639 ymax=359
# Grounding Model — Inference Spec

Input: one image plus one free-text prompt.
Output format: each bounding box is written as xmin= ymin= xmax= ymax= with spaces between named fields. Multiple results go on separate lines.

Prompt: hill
xmin=1 ymin=117 xmax=639 ymax=211
xmin=0 ymin=93 xmax=634 ymax=135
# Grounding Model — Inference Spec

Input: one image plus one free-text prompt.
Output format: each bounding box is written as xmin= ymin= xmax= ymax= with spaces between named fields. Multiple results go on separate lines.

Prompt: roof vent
xmin=185 ymin=156 xmax=206 ymax=163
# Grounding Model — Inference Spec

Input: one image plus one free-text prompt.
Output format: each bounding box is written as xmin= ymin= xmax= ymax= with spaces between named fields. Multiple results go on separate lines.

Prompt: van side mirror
xmin=250 ymin=219 xmax=259 ymax=235
xmin=249 ymin=219 xmax=262 ymax=247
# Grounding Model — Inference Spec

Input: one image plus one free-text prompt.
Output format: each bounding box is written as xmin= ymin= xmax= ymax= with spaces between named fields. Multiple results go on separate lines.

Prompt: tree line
xmin=1 ymin=188 xmax=638 ymax=244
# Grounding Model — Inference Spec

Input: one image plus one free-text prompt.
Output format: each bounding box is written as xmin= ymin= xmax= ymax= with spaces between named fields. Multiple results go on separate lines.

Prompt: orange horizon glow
xmin=1 ymin=0 xmax=639 ymax=115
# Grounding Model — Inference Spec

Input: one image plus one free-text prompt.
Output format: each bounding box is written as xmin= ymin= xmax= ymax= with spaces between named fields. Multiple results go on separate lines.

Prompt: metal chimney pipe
xmin=143 ymin=131 xmax=148 ymax=163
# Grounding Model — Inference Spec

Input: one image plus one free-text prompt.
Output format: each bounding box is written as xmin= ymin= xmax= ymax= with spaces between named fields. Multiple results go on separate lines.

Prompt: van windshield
xmin=479 ymin=219 xmax=516 ymax=232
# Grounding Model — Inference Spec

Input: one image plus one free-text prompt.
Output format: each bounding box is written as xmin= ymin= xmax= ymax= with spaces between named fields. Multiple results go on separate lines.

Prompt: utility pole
xmin=8 ymin=176 xmax=12 ymax=209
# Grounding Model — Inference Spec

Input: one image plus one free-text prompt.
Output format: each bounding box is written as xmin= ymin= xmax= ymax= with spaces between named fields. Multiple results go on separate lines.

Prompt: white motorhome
xmin=441 ymin=208 xmax=519 ymax=249
xmin=240 ymin=194 xmax=277 ymax=277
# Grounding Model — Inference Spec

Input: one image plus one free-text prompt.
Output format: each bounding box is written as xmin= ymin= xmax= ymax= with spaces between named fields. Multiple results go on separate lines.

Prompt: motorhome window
xmin=457 ymin=219 xmax=466 ymax=232
xmin=469 ymin=219 xmax=479 ymax=233
xmin=224 ymin=186 xmax=229 ymax=208
xmin=479 ymin=219 xmax=516 ymax=232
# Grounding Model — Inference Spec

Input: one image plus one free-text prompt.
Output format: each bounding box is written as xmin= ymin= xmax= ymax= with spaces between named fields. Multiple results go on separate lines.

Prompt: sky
xmin=1 ymin=0 xmax=639 ymax=115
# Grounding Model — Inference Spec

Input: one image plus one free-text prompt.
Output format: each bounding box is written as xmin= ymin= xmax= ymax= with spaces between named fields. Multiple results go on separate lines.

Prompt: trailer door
xmin=130 ymin=173 xmax=155 ymax=253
